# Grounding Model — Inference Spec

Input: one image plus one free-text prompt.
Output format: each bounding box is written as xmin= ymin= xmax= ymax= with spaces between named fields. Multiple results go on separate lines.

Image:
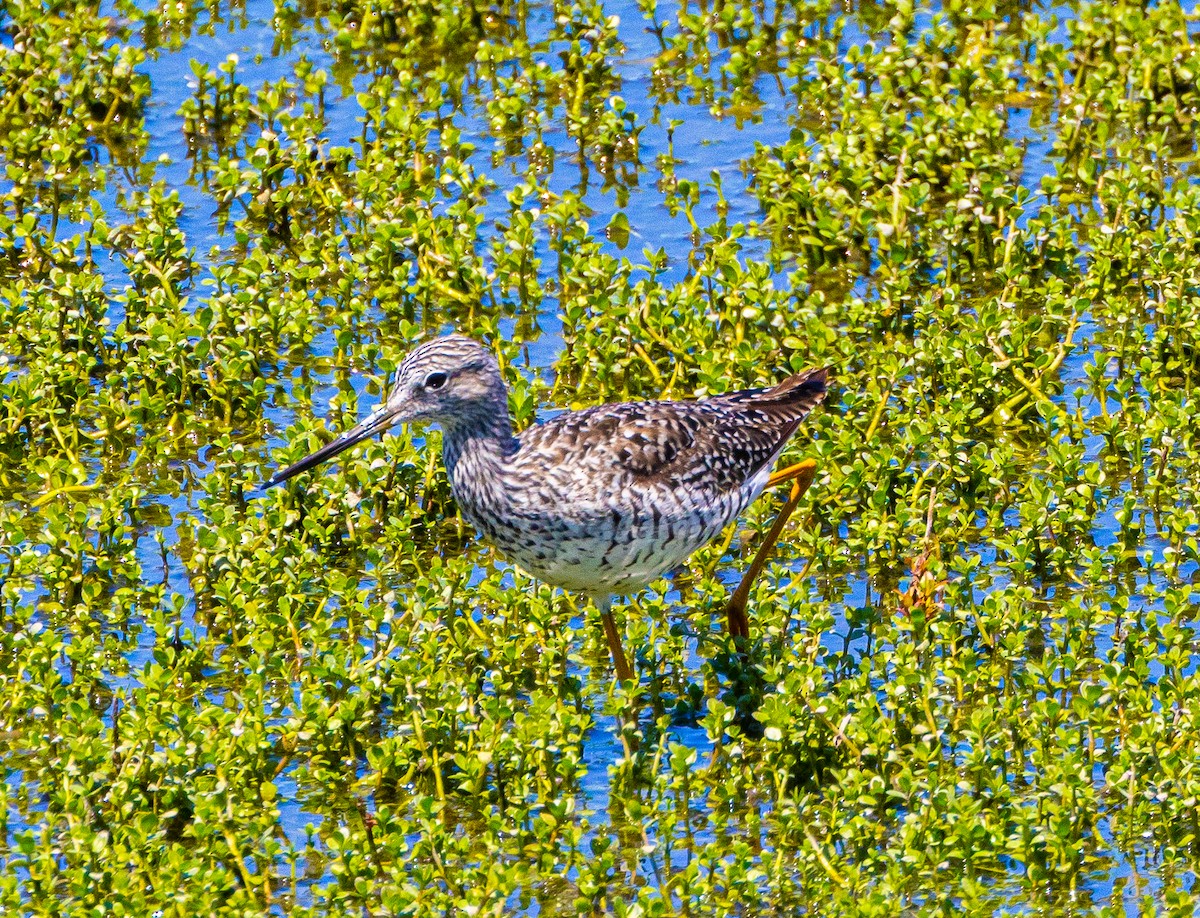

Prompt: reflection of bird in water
xmin=267 ymin=335 xmax=827 ymax=683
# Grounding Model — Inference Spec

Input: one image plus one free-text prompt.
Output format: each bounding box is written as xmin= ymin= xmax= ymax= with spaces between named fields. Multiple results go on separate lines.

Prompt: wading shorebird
xmin=265 ymin=335 xmax=827 ymax=683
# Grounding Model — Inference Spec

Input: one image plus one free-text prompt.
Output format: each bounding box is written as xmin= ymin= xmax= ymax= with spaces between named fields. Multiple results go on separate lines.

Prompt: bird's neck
xmin=441 ymin=407 xmax=518 ymax=490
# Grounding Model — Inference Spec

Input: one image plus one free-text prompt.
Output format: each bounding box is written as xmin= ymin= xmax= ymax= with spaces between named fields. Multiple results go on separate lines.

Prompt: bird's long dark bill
xmin=263 ymin=406 xmax=397 ymax=489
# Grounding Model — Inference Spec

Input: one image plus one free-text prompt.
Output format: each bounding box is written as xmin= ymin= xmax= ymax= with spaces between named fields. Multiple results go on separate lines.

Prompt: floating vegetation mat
xmin=2 ymin=0 xmax=1200 ymax=913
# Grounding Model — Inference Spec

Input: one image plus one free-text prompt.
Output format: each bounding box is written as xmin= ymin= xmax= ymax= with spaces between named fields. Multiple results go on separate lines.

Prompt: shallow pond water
xmin=3 ymin=0 xmax=1200 ymax=914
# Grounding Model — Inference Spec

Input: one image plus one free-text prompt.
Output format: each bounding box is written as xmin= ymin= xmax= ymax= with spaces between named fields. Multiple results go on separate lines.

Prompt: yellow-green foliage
xmin=2 ymin=0 xmax=1200 ymax=914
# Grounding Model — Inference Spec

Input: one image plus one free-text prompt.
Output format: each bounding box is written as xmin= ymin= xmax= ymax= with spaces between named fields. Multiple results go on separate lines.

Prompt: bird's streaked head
xmin=382 ymin=334 xmax=505 ymax=425
xmin=264 ymin=334 xmax=505 ymax=489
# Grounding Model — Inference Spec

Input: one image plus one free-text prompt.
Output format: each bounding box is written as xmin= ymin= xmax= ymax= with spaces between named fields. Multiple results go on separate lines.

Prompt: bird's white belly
xmin=504 ymin=528 xmax=707 ymax=594
xmin=465 ymin=482 xmax=763 ymax=596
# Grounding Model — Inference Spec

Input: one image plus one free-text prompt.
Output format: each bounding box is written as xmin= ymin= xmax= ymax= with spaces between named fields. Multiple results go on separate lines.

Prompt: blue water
xmin=6 ymin=0 xmax=1199 ymax=910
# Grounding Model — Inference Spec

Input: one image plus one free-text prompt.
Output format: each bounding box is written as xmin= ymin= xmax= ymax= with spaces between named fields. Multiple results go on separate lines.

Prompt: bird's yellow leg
xmin=727 ymin=459 xmax=818 ymax=639
xmin=596 ymin=596 xmax=635 ymax=684
xmin=767 ymin=457 xmax=818 ymax=489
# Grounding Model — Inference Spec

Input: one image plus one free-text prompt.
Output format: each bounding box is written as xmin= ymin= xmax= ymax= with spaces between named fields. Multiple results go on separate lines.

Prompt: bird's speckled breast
xmin=447 ymin=434 xmax=769 ymax=594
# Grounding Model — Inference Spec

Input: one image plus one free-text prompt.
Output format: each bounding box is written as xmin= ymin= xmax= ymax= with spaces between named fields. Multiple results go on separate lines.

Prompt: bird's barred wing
xmin=517 ymin=368 xmax=828 ymax=494
xmin=517 ymin=403 xmax=700 ymax=480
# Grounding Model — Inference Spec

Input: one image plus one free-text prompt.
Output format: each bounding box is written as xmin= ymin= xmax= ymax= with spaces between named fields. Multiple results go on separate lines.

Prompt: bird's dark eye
xmin=423 ymin=371 xmax=448 ymax=391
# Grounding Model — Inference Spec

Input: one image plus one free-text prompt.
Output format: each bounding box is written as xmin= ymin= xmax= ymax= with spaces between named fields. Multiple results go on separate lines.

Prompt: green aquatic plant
xmin=2 ymin=0 xmax=1200 ymax=914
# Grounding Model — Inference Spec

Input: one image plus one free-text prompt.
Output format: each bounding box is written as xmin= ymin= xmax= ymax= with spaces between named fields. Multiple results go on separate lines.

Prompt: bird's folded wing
xmin=517 ymin=367 xmax=827 ymax=496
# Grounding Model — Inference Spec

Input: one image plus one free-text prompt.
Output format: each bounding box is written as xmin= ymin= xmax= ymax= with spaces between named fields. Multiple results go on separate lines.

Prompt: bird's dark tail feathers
xmin=756 ymin=366 xmax=830 ymax=422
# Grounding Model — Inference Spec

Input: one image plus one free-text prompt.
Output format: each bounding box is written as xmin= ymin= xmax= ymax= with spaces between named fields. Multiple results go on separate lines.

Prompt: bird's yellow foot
xmin=727 ymin=459 xmax=819 ymax=639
